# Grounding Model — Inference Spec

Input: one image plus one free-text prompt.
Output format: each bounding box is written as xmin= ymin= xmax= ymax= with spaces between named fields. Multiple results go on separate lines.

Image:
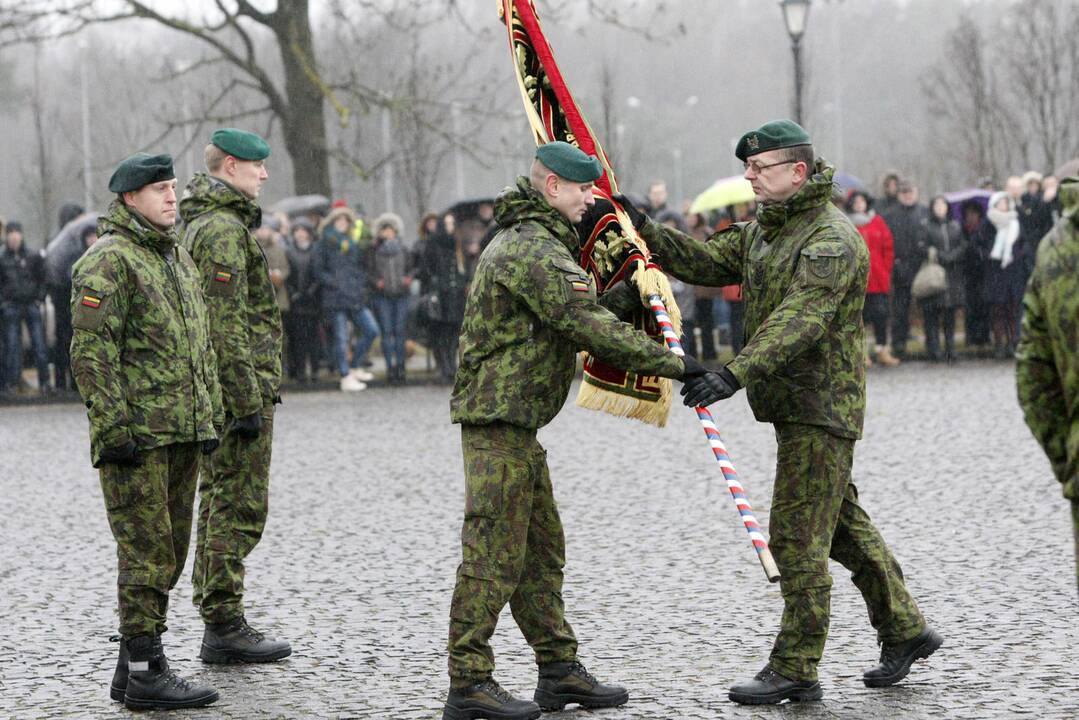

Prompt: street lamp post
xmin=780 ymin=0 xmax=811 ymax=126
xmin=78 ymin=39 xmax=92 ymax=210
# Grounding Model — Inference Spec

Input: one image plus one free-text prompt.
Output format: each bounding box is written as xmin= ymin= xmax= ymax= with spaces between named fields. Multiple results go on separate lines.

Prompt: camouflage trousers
xmin=100 ymin=442 xmax=200 ymax=638
xmin=447 ymin=423 xmax=577 ymax=686
xmin=192 ymin=404 xmax=275 ymax=624
xmin=768 ymin=423 xmax=926 ymax=681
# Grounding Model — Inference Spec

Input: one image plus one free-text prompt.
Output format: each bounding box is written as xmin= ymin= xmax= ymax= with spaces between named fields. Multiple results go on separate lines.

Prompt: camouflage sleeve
xmin=639 ymin=219 xmax=746 ymax=286
xmin=69 ymin=249 xmax=133 ymax=451
xmin=1015 ymin=274 xmax=1069 ymax=485
xmin=727 ymin=239 xmax=856 ymax=388
xmin=511 ymin=249 xmax=684 ymax=379
xmin=192 ymin=224 xmax=262 ymax=418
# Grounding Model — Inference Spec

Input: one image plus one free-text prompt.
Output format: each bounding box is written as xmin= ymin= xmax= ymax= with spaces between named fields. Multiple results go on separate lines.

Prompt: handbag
xmin=911 ymin=246 xmax=947 ymax=300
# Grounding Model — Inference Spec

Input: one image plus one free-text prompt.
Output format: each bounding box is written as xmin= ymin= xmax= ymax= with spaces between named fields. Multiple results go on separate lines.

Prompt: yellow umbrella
xmin=688 ymin=176 xmax=756 ymax=214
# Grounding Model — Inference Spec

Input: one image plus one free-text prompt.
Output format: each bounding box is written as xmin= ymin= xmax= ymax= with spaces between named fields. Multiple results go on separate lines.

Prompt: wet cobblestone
xmin=1 ymin=360 xmax=1076 ymax=718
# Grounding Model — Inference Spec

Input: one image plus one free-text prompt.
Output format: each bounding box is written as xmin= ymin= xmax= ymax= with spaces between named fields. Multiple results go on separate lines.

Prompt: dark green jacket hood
xmin=179 ymin=172 xmax=261 ymax=229
xmin=97 ymin=200 xmax=177 ymax=254
xmin=757 ymin=161 xmax=837 ymax=232
xmin=495 ymin=177 xmax=577 ymax=255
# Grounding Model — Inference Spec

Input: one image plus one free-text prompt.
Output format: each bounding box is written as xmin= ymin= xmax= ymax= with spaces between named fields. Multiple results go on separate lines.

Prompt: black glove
xmin=232 ymin=412 xmax=262 ymax=440
xmin=613 ymin=193 xmax=648 ymax=231
xmin=680 ymin=354 xmax=709 ymax=381
xmin=681 ymin=366 xmax=741 ymax=408
xmin=99 ymin=440 xmax=140 ymax=467
xmin=201 ymin=438 xmax=220 ymax=455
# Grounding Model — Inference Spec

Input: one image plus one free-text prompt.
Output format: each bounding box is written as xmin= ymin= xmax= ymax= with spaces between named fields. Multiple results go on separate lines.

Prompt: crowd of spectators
xmin=636 ymin=169 xmax=1064 ymax=368
xmin=0 ymin=197 xmax=493 ymax=397
xmin=0 ymin=166 xmax=1067 ymax=399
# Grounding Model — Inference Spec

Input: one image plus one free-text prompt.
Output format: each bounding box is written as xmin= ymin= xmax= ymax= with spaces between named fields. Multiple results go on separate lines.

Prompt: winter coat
xmin=850 ymin=211 xmax=894 ymax=295
xmin=1015 ymin=176 xmax=1079 ymax=501
xmin=369 ymin=235 xmax=412 ymax=298
xmin=285 ymin=243 xmax=320 ymax=316
xmin=179 ymin=172 xmax=283 ymax=417
xmin=921 ymin=216 xmax=967 ymax=308
xmin=257 ymin=234 xmax=291 ymax=313
xmin=423 ymin=230 xmax=469 ymax=325
xmin=71 ymin=201 xmax=223 ymax=466
xmin=880 ymin=203 xmax=928 ymax=287
xmin=313 ymin=207 xmax=368 ymax=312
xmin=450 ymin=177 xmax=682 ymax=428
xmin=1018 ymin=191 xmax=1055 ymax=255
xmin=0 ymin=244 xmax=47 ymax=305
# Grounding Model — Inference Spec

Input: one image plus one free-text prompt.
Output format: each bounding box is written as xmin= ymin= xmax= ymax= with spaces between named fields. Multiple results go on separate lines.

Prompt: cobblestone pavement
xmin=1 ymin=360 xmax=1076 ymax=719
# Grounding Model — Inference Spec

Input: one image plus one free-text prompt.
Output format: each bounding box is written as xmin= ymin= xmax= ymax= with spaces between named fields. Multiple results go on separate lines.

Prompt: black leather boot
xmin=863 ymin=626 xmax=943 ymax=687
xmin=123 ymin=634 xmax=219 ymax=710
xmin=200 ymin=616 xmax=292 ymax=663
xmin=442 ymin=679 xmax=541 ymax=720
xmin=534 ymin=661 xmax=629 ymax=711
xmin=109 ymin=635 xmax=127 ymax=702
xmin=728 ymin=665 xmax=823 ymax=705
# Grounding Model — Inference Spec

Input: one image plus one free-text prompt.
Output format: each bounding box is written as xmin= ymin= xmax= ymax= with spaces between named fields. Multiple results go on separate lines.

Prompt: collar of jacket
xmin=495 ymin=176 xmax=578 ymax=255
xmin=97 ymin=200 xmax=177 ymax=254
xmin=756 ymin=161 xmax=836 ymax=232
xmin=179 ymin=172 xmax=262 ymax=230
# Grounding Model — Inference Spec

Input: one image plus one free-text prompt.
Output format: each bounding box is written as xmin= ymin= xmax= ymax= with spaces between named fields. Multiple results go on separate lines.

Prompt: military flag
xmin=498 ymin=0 xmax=682 ymax=427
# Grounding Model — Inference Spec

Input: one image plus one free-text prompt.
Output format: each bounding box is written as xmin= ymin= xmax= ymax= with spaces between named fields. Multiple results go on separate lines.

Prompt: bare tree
xmin=1 ymin=1 xmax=340 ymax=195
xmin=923 ymin=17 xmax=1016 ymax=182
xmin=1001 ymin=0 xmax=1079 ymax=171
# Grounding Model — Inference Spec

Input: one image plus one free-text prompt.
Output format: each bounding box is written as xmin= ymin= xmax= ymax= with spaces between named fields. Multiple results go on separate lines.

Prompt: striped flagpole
xmin=648 ymin=292 xmax=781 ymax=583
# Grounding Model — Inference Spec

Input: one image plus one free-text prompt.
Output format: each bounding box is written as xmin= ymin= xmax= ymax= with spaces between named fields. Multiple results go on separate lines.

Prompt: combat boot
xmin=728 ymin=665 xmax=823 ymax=705
xmin=443 ymin=678 xmax=541 ymax=720
xmin=534 ymin=661 xmax=629 ymax=711
xmin=200 ymin=616 xmax=292 ymax=663
xmin=863 ymin=626 xmax=943 ymax=687
xmin=109 ymin=635 xmax=127 ymax=701
xmin=123 ymin=634 xmax=218 ymax=710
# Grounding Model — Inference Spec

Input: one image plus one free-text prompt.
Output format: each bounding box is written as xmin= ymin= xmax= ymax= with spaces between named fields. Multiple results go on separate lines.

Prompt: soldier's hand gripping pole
xmin=638 ymin=275 xmax=781 ymax=583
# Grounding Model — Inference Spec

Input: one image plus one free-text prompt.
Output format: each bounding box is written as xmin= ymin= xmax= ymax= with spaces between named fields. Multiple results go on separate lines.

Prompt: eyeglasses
xmin=743 ymin=159 xmax=797 ymax=174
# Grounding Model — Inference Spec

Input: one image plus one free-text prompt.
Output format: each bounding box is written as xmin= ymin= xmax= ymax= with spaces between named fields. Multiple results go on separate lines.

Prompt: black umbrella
xmin=269 ymin=194 xmax=331 ymax=219
xmin=45 ymin=212 xmax=99 ymax=288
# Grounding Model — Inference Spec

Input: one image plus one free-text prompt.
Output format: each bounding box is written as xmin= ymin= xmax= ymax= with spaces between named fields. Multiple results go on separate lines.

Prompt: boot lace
xmin=568 ymin=661 xmax=598 ymax=686
xmin=236 ymin=618 xmax=265 ymax=643
xmin=162 ymin=669 xmax=193 ymax=692
xmin=476 ymin=679 xmax=514 ymax=703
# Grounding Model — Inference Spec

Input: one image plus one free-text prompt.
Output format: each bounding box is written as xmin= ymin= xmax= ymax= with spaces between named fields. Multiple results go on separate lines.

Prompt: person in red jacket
xmin=846 ymin=192 xmax=900 ymax=366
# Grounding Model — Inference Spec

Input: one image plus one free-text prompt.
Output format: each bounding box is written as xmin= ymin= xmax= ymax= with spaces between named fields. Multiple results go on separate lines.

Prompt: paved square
xmin=1 ymin=361 xmax=1076 ymax=718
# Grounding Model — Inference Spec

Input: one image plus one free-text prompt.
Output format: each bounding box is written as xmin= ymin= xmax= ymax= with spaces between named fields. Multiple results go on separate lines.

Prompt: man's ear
xmin=545 ymin=172 xmax=560 ymax=198
xmin=223 ymin=155 xmax=236 ymax=177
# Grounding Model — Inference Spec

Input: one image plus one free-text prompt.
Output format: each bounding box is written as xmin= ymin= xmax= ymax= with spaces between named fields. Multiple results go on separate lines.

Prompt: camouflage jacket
xmin=179 ymin=173 xmax=282 ymax=417
xmin=1016 ymin=177 xmax=1079 ymax=500
xmin=640 ymin=162 xmax=869 ymax=439
xmin=70 ymin=201 xmax=224 ymax=467
xmin=450 ymin=177 xmax=684 ymax=429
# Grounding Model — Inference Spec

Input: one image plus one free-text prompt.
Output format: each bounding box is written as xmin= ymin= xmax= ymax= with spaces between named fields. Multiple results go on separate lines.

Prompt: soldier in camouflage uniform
xmin=624 ymin=121 xmax=942 ymax=705
xmin=1016 ymin=176 xmax=1079 ymax=593
xmin=71 ymin=153 xmax=221 ymax=710
xmin=441 ymin=142 xmax=705 ymax=720
xmin=179 ymin=128 xmax=290 ymax=663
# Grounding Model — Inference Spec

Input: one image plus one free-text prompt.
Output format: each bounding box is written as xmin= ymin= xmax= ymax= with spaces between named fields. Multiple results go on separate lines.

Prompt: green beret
xmin=107 ymin=152 xmax=175 ymax=193
xmin=735 ymin=119 xmax=812 ymax=162
xmin=211 ymin=127 xmax=271 ymax=161
xmin=536 ymin=141 xmax=602 ymax=183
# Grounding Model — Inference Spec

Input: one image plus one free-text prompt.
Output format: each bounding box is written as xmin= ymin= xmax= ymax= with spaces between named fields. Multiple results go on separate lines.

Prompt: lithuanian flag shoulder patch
xmin=214 ymin=269 xmax=232 ymax=284
xmin=81 ymin=294 xmax=102 ymax=308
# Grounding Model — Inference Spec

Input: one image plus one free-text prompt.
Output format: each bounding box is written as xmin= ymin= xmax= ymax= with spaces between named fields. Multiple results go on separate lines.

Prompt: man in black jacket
xmin=0 ymin=221 xmax=50 ymax=393
xmin=879 ymin=181 xmax=927 ymax=357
